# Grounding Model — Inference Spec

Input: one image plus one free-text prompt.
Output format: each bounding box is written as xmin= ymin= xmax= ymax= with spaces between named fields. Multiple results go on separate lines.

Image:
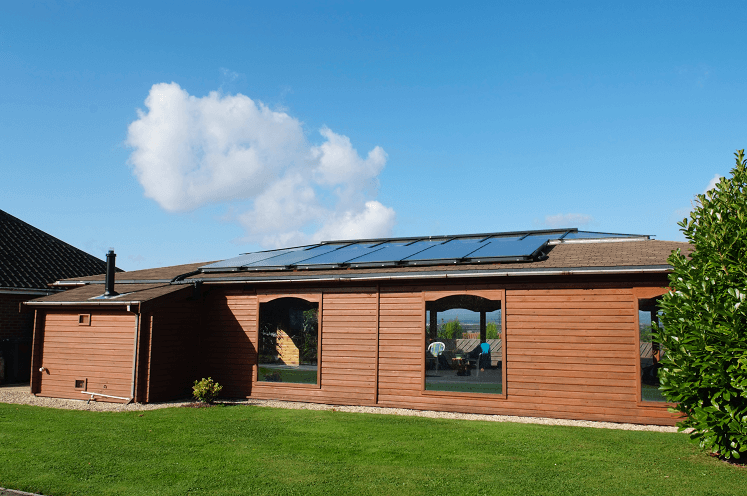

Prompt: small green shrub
xmin=192 ymin=377 xmax=223 ymax=404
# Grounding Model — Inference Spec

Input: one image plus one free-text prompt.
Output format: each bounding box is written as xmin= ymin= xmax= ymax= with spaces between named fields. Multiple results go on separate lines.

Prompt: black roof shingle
xmin=0 ymin=209 xmax=109 ymax=290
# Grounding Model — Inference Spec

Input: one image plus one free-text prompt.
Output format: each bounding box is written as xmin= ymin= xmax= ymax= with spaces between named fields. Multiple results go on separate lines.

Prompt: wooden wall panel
xmin=36 ymin=310 xmax=136 ymax=402
xmin=201 ymin=289 xmax=257 ymax=398
xmin=375 ymin=284 xmax=677 ymax=426
xmin=250 ymin=289 xmax=379 ymax=405
xmin=145 ymin=299 xmax=201 ymax=402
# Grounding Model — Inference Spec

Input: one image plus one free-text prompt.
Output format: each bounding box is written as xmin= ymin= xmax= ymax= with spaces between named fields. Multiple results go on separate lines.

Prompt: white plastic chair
xmin=427 ymin=341 xmax=446 ymax=371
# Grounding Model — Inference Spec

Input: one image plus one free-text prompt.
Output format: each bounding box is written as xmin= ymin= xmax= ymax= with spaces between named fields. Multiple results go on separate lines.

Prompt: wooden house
xmin=25 ymin=229 xmax=688 ymax=425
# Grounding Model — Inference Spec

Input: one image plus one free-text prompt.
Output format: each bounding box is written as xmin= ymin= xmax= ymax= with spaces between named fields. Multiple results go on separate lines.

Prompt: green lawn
xmin=258 ymin=366 xmax=317 ymax=384
xmin=425 ymin=382 xmax=503 ymax=394
xmin=0 ymin=403 xmax=744 ymax=496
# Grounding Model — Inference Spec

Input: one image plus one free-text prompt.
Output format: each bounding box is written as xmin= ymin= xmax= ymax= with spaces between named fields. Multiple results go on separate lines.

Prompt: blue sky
xmin=2 ymin=1 xmax=745 ymax=271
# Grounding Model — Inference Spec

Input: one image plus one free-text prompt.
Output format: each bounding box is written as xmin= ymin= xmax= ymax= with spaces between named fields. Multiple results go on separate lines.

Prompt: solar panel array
xmin=200 ymin=229 xmax=647 ymax=272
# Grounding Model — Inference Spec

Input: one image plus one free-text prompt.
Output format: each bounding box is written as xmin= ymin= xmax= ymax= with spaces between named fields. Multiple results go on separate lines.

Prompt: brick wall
xmin=0 ymin=293 xmax=35 ymax=383
xmin=0 ymin=294 xmax=34 ymax=340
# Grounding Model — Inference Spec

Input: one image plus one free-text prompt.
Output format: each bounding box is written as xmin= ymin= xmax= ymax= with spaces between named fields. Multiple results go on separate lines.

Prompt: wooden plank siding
xmin=144 ymin=299 xmax=202 ymax=403
xmin=250 ymin=289 xmax=379 ymax=405
xmin=195 ymin=281 xmax=674 ymax=425
xmin=35 ymin=309 xmax=136 ymax=402
xmin=29 ymin=276 xmax=676 ymax=424
xmin=373 ymin=285 xmax=674 ymax=425
xmin=199 ymin=288 xmax=258 ymax=398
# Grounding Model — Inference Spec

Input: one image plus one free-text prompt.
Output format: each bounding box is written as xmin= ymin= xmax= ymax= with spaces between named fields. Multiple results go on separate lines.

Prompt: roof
xmin=29 ymin=235 xmax=690 ymax=306
xmin=53 ymin=260 xmax=210 ymax=287
xmin=0 ymin=209 xmax=110 ymax=291
xmin=188 ymin=238 xmax=689 ymax=283
xmin=25 ymin=283 xmax=189 ymax=307
xmin=42 ymin=231 xmax=691 ymax=304
xmin=201 ymin=228 xmax=649 ymax=271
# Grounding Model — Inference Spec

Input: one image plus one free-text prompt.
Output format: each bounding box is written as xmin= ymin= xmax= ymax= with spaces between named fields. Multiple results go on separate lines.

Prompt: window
xmin=78 ymin=314 xmax=90 ymax=326
xmin=639 ymin=298 xmax=666 ymax=402
xmin=257 ymin=297 xmax=319 ymax=385
xmin=425 ymin=294 xmax=503 ymax=395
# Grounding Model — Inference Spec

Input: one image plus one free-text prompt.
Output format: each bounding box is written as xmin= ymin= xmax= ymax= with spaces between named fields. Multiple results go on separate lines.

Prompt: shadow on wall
xmin=198 ymin=289 xmax=257 ymax=399
xmin=0 ymin=338 xmax=32 ymax=384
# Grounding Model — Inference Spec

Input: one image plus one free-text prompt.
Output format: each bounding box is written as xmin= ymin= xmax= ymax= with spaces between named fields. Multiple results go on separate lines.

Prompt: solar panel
xmin=201 ymin=246 xmax=307 ymax=270
xmin=294 ymin=242 xmax=385 ymax=268
xmin=401 ymin=237 xmax=490 ymax=264
xmin=242 ymin=243 xmax=347 ymax=269
xmin=465 ymin=234 xmax=550 ymax=261
xmin=347 ymin=239 xmax=445 ymax=267
xmin=201 ymin=229 xmax=649 ymax=272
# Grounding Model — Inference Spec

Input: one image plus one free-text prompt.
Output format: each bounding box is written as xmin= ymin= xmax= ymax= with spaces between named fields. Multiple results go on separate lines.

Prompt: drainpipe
xmin=128 ymin=303 xmax=140 ymax=404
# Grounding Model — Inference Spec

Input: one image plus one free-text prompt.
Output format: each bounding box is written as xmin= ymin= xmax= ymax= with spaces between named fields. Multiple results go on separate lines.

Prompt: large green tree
xmin=655 ymin=149 xmax=747 ymax=460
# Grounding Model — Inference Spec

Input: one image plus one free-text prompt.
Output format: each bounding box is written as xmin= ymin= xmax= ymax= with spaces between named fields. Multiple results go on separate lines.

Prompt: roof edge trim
xmin=549 ymin=237 xmax=649 ymax=245
xmin=181 ymin=265 xmax=672 ymax=285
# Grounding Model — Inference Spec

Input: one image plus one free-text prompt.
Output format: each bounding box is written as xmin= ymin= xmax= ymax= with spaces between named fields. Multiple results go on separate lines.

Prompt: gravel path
xmin=0 ymin=383 xmax=681 ymax=433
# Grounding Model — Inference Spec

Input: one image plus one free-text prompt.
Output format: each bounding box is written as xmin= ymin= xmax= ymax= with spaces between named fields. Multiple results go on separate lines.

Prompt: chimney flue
xmin=104 ymin=250 xmax=118 ymax=297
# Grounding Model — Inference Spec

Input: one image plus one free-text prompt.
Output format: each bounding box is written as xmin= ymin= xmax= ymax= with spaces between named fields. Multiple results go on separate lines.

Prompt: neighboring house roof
xmin=0 ymin=209 xmax=109 ymax=291
xmin=31 ymin=230 xmax=690 ymax=306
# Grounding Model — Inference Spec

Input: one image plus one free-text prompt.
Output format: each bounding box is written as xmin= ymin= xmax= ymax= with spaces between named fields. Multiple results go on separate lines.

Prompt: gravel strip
xmin=0 ymin=384 xmax=681 ymax=433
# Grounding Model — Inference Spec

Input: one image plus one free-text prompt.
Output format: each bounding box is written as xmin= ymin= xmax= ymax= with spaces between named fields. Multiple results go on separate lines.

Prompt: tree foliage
xmin=438 ymin=318 xmax=463 ymax=339
xmin=655 ymin=149 xmax=747 ymax=460
xmin=486 ymin=322 xmax=500 ymax=339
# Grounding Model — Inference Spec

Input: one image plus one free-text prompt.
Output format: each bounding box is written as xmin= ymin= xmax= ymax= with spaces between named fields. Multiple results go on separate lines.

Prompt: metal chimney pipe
xmin=104 ymin=249 xmax=118 ymax=297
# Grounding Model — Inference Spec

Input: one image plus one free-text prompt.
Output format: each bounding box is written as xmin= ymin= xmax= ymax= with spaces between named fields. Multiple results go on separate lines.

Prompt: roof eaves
xmin=176 ymin=264 xmax=673 ymax=285
xmin=51 ymin=279 xmax=172 ymax=285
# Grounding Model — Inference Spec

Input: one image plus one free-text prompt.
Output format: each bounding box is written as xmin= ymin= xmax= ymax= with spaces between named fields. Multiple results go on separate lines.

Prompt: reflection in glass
xmin=639 ymin=298 xmax=666 ymax=402
xmin=258 ymin=298 xmax=318 ymax=384
xmin=425 ymin=295 xmax=502 ymax=394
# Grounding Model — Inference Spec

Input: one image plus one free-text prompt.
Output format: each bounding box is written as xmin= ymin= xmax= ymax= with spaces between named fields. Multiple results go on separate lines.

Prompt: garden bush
xmin=655 ymin=149 xmax=747 ymax=460
xmin=192 ymin=377 xmax=223 ymax=404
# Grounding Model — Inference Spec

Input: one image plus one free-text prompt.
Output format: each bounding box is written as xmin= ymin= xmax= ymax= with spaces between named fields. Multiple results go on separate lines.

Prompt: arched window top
xmin=426 ymin=294 xmax=501 ymax=313
xmin=262 ymin=296 xmax=317 ymax=311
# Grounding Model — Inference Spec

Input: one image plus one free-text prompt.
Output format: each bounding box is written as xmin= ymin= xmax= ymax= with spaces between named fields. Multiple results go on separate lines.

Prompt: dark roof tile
xmin=0 ymin=209 xmax=108 ymax=289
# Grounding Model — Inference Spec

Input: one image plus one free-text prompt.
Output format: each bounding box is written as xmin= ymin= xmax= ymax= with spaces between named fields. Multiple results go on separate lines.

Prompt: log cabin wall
xmin=34 ymin=309 xmax=136 ymax=402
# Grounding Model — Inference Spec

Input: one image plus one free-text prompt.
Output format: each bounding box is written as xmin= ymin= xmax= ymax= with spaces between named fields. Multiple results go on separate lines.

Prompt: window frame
xmin=633 ymin=288 xmax=675 ymax=407
xmin=421 ymin=289 xmax=507 ymax=399
xmin=254 ymin=293 xmax=323 ymax=389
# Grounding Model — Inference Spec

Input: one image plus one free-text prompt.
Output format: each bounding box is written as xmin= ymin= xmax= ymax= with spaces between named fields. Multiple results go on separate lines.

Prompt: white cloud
xmin=127 ymin=82 xmax=395 ymax=247
xmin=704 ymin=173 xmax=722 ymax=194
xmin=128 ymin=254 xmax=146 ymax=264
xmin=542 ymin=213 xmax=593 ymax=228
xmin=671 ymin=173 xmax=724 ymax=225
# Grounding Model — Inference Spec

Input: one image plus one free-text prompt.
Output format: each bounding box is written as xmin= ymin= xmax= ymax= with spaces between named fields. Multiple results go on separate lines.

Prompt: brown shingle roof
xmin=26 ymin=283 xmax=188 ymax=305
xmin=0 ymin=209 xmax=109 ymax=290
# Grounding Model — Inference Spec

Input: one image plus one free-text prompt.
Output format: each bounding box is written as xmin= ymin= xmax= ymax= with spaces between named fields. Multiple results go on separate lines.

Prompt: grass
xmin=0 ymin=403 xmax=744 ymax=496
xmin=425 ymin=382 xmax=503 ymax=394
xmin=258 ymin=367 xmax=317 ymax=384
